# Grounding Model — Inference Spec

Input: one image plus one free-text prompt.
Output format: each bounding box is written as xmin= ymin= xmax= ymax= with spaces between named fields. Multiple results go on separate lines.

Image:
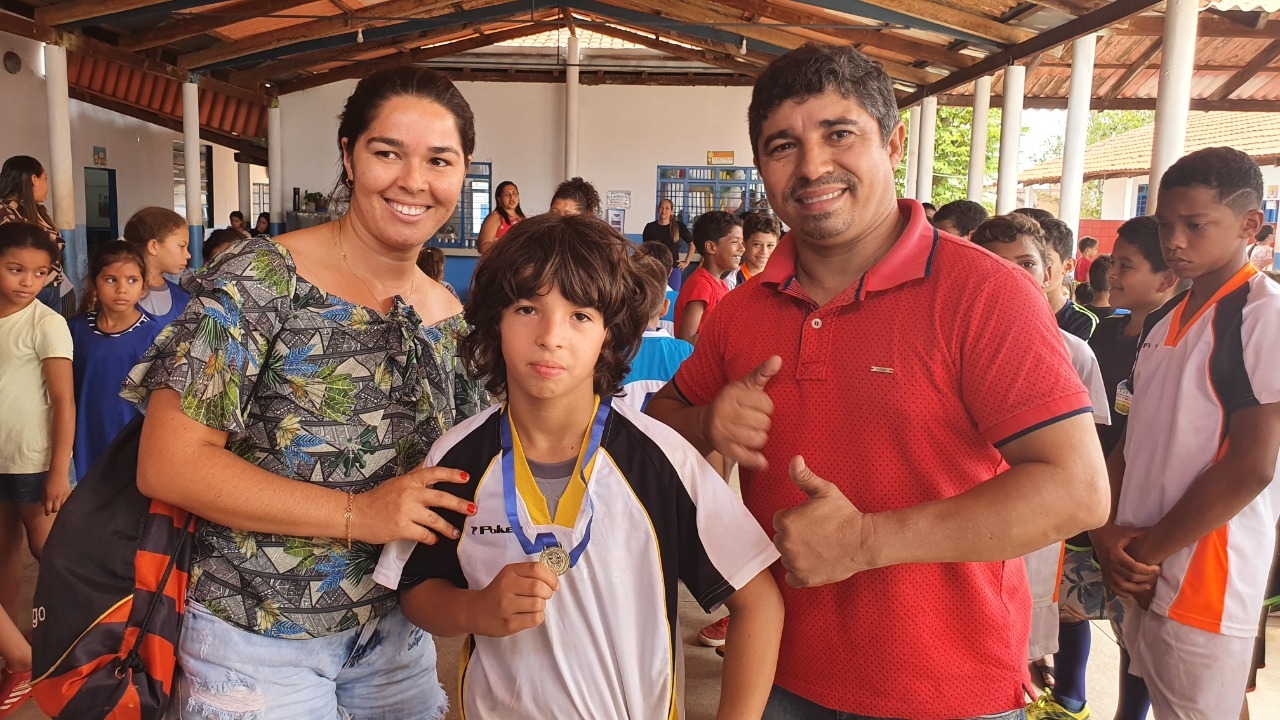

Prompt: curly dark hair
xmin=460 ymin=213 xmax=660 ymax=399
xmin=551 ymin=177 xmax=602 ymax=216
xmin=970 ymin=213 xmax=1048 ymax=265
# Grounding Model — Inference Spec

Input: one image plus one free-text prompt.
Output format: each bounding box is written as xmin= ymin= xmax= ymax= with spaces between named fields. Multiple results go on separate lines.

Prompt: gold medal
xmin=539 ymin=545 xmax=571 ymax=576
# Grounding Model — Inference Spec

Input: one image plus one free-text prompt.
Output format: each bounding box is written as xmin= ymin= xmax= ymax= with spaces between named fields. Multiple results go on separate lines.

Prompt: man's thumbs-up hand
xmin=773 ymin=456 xmax=876 ymax=588
xmin=705 ymin=356 xmax=781 ymax=470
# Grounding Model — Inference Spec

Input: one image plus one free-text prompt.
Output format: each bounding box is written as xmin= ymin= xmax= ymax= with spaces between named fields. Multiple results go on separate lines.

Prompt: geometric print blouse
xmin=123 ymin=236 xmax=487 ymax=638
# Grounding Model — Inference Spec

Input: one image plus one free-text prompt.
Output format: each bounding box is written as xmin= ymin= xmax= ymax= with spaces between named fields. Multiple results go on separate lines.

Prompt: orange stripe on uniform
xmin=1165 ymin=264 xmax=1256 ymax=347
xmin=1168 ymin=524 xmax=1230 ymax=634
xmin=1053 ymin=542 xmax=1066 ymax=604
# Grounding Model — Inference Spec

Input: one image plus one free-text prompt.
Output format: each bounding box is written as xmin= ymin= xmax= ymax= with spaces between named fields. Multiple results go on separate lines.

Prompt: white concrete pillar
xmin=237 ymin=162 xmax=252 ymax=225
xmin=968 ymin=76 xmax=992 ymax=202
xmin=916 ymin=96 xmax=938 ymax=202
xmin=1148 ymin=0 xmax=1198 ymax=211
xmin=268 ymin=100 xmax=283 ymax=235
xmin=183 ymin=79 xmax=203 ymax=266
xmin=43 ymin=43 xmax=78 ymax=294
xmin=904 ymin=105 xmax=921 ymax=199
xmin=1059 ymin=33 xmax=1096 ymax=241
xmin=996 ymin=64 xmax=1026 ymax=215
xmin=565 ymin=34 xmax=580 ymax=178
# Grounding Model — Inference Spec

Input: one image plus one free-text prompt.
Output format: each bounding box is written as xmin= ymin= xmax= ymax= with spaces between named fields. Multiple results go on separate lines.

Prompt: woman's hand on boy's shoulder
xmin=350 ymin=465 xmax=474 ymax=546
xmin=472 ymin=561 xmax=560 ymax=638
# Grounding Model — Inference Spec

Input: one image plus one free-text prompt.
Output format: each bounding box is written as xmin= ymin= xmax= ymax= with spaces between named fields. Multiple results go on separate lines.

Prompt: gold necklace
xmin=334 ymin=222 xmax=417 ymax=309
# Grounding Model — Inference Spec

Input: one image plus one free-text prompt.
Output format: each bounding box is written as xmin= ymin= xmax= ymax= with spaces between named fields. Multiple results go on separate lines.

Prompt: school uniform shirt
xmin=1056 ymin=300 xmax=1100 ymax=341
xmin=1118 ymin=264 xmax=1280 ymax=637
xmin=0 ymin=300 xmax=73 ymax=474
xmin=619 ymin=329 xmax=693 ymax=412
xmin=137 ymin=279 xmax=191 ymax=328
xmin=375 ymin=399 xmax=778 ymax=720
xmin=673 ymin=266 xmax=729 ymax=337
xmin=1089 ymin=314 xmax=1140 ymax=457
xmin=69 ymin=312 xmax=162 ymax=481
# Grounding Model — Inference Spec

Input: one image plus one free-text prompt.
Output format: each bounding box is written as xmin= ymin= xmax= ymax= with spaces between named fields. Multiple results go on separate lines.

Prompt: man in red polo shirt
xmin=648 ymin=44 xmax=1109 ymax=719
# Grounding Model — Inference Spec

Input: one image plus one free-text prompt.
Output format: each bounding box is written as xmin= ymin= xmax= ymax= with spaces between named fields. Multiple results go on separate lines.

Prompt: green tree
xmin=1032 ymin=110 xmax=1154 ymax=219
xmin=896 ymin=107 xmax=1004 ymax=211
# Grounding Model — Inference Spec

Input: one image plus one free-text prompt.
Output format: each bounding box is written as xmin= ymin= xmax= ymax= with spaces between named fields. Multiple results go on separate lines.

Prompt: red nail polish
xmin=460 ymin=471 xmax=470 ymax=481
xmin=467 ymin=503 xmax=477 ymax=515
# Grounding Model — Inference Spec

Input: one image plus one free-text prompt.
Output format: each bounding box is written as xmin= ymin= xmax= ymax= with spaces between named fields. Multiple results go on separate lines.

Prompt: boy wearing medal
xmin=375 ymin=214 xmax=784 ymax=719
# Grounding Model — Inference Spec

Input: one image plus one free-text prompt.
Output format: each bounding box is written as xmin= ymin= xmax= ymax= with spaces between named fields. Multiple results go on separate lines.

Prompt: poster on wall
xmin=607 ymin=208 xmax=625 ymax=233
xmin=606 ymin=190 xmax=631 ymax=209
xmin=1268 ymin=185 xmax=1278 ymax=200
xmin=707 ymin=151 xmax=734 ymax=166
xmin=93 ymin=147 xmax=107 ymax=166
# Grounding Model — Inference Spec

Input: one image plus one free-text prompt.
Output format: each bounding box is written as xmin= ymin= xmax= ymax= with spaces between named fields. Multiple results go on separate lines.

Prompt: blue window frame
xmin=1135 ymin=183 xmax=1149 ymax=217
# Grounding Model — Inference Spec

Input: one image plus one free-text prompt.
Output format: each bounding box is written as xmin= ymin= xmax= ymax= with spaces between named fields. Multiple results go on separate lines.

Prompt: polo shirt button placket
xmin=799 ymin=313 xmax=830 ymax=380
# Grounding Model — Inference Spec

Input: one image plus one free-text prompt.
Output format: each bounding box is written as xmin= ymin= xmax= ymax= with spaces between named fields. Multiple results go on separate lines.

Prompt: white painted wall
xmin=278 ymin=79 xmax=755 ymax=236
xmin=1101 ymin=165 xmax=1280 ymax=220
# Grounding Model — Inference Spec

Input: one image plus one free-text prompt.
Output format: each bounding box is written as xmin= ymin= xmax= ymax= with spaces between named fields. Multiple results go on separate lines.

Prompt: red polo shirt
xmin=674 ymin=199 xmax=1090 ymax=719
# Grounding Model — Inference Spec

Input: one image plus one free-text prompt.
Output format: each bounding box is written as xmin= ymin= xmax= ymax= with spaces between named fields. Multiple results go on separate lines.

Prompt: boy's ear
xmin=1157 ymin=269 xmax=1179 ymax=294
xmin=1061 ymin=256 xmax=1075 ymax=276
xmin=1240 ymin=208 xmax=1265 ymax=241
xmin=661 ymin=297 xmax=671 ymax=317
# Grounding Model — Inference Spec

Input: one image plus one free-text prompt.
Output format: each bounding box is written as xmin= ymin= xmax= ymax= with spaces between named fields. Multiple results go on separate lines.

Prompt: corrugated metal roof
xmin=1019 ymin=111 xmax=1280 ymax=184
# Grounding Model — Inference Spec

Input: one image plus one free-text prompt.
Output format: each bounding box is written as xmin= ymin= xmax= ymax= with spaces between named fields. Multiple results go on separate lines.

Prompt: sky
xmin=1022 ymin=108 xmax=1068 ymax=166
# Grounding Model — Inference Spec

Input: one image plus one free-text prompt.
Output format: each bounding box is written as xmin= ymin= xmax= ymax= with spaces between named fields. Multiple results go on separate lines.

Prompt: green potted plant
xmin=303 ymin=191 xmax=327 ymax=213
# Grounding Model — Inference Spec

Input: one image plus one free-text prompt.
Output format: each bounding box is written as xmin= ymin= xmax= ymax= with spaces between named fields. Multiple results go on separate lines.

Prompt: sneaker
xmin=0 ymin=667 xmax=32 ymax=719
xmin=1026 ymin=689 xmax=1090 ymax=720
xmin=698 ymin=616 xmax=729 ymax=647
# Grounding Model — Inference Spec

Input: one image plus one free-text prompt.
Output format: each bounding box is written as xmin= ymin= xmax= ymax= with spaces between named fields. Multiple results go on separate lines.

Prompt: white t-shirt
xmin=1119 ymin=266 xmax=1280 ymax=637
xmin=0 ymin=300 xmax=73 ymax=473
xmin=375 ymin=399 xmax=778 ymax=719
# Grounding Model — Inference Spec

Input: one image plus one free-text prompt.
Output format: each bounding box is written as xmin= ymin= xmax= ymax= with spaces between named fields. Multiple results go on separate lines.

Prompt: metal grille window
xmin=655 ymin=165 xmax=769 ymax=224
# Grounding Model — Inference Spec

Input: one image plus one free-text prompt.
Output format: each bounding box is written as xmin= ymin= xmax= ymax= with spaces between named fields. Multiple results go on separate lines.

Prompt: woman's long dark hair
xmin=494 ymin=181 xmax=525 ymax=224
xmin=0 ymin=156 xmax=53 ymax=229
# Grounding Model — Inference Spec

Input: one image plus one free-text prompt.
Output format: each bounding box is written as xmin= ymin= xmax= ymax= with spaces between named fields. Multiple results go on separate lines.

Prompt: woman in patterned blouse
xmin=126 ymin=68 xmax=485 ymax=719
xmin=0 ymin=156 xmax=65 ymax=311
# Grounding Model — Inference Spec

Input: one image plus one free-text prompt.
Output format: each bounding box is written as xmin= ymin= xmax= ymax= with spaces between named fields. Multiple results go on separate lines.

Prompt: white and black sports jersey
xmin=375 ymin=398 xmax=778 ymax=719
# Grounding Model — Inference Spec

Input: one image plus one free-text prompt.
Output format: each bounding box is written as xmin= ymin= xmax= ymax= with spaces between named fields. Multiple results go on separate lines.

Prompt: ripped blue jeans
xmin=175 ymin=599 xmax=447 ymax=720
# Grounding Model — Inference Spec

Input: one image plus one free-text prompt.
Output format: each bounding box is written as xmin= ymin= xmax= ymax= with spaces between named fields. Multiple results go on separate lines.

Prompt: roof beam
xmin=1116 ymin=15 xmax=1280 ymax=38
xmin=279 ymin=24 xmax=545 ymax=94
xmin=900 ymin=0 xmax=1162 ymax=107
xmin=429 ymin=66 xmax=754 ymax=85
xmin=1102 ymin=37 xmax=1160 ymax=99
xmin=229 ymin=10 xmax=554 ymax=86
xmin=597 ymin=0 xmax=944 ymax=85
xmin=1204 ymin=8 xmax=1268 ymax=29
xmin=797 ymin=0 xmax=1032 ymax=46
xmin=700 ymin=0 xmax=978 ymax=69
xmin=36 ymin=0 xmax=174 ymax=26
xmin=178 ymin=0 xmax=512 ymax=68
xmin=118 ymin=0 xmax=317 ymax=51
xmin=1210 ymin=38 xmax=1280 ymax=100
xmin=589 ymin=22 xmax=764 ymax=74
xmin=937 ymin=94 xmax=1280 ymax=112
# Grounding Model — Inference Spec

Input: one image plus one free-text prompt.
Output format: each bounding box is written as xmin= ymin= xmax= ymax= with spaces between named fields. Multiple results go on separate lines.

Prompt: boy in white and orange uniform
xmin=1094 ymin=146 xmax=1280 ymax=718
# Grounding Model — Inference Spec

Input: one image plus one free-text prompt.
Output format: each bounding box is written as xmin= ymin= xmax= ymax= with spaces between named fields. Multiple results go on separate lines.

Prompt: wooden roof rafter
xmin=178 ymin=0 xmax=515 ymax=69
xmin=279 ymin=23 xmax=548 ymax=93
xmin=586 ymin=18 xmax=768 ymax=73
xmin=1101 ymin=37 xmax=1160 ymax=99
xmin=118 ymin=0 xmax=319 ymax=51
xmin=36 ymin=0 xmax=174 ymax=26
xmin=228 ymin=7 xmax=564 ymax=87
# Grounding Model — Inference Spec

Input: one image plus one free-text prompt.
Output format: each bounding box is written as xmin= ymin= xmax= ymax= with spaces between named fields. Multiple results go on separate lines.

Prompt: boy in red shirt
xmin=674 ymin=211 xmax=743 ymax=343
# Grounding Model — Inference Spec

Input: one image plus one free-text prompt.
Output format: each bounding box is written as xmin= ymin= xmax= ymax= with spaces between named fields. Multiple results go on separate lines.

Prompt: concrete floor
xmin=10 ymin=543 xmax=1280 ymax=719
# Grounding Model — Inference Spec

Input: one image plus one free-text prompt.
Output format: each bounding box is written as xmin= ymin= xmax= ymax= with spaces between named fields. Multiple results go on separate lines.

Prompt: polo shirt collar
xmin=759 ymin=199 xmax=938 ymax=296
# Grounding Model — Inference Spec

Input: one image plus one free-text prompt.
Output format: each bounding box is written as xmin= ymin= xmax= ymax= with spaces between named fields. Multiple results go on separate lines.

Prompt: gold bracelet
xmin=344 ymin=491 xmax=355 ymax=551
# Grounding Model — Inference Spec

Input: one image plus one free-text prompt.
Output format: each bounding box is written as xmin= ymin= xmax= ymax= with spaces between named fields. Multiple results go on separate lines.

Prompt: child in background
xmin=1083 ymin=254 xmax=1120 ymax=320
xmin=640 ymin=241 xmax=679 ymax=335
xmin=122 ymin=206 xmax=190 ymax=327
xmin=0 ymin=223 xmax=74 ymax=624
xmin=375 ymin=214 xmax=783 ymax=719
xmin=68 ymin=241 xmax=163 ymax=482
xmin=1049 ymin=215 xmax=1185 ymax=720
xmin=1012 ymin=209 xmax=1098 ymax=340
xmin=1095 ymin=147 xmax=1280 ymax=719
xmin=932 ymin=199 xmax=989 ymax=239
xmin=970 ymin=214 xmax=1110 ymax=716
xmin=202 ymin=228 xmax=241 ymax=266
xmin=548 ymin=177 xmax=602 ymax=218
xmin=416 ymin=245 xmax=458 ymax=298
xmin=620 ymin=246 xmax=693 ymax=412
xmin=736 ymin=212 xmax=780 ymax=286
xmin=1075 ymin=236 xmax=1099 ymax=283
xmin=1249 ymin=224 xmax=1274 ymax=271
xmin=674 ymin=211 xmax=743 ymax=343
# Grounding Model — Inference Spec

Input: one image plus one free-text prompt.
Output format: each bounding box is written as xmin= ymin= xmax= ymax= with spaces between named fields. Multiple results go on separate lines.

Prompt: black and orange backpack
xmin=29 ymin=416 xmax=197 ymax=720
